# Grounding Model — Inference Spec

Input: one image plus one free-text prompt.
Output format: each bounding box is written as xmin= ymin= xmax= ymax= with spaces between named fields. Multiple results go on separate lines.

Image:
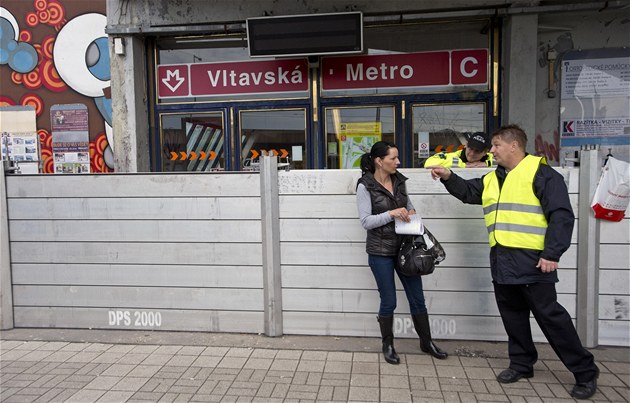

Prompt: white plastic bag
xmin=591 ymin=157 xmax=630 ymax=222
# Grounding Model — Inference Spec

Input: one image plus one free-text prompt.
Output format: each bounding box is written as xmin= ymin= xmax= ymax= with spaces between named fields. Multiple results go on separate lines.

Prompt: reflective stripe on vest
xmin=482 ymin=155 xmax=548 ymax=250
xmin=452 ymin=149 xmax=464 ymax=168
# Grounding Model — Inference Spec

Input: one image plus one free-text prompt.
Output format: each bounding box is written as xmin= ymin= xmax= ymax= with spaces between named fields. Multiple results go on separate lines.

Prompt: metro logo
xmin=157 ymin=65 xmax=189 ymax=97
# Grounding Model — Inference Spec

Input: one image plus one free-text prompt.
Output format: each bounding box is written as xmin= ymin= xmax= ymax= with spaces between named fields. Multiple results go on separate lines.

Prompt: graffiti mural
xmin=535 ymin=129 xmax=560 ymax=163
xmin=0 ymin=0 xmax=113 ymax=173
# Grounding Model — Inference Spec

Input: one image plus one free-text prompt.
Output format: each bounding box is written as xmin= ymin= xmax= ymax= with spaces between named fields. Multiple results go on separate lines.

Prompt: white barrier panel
xmin=3 ymin=164 xmax=628 ymax=346
xmin=6 ymin=173 xmax=264 ymax=333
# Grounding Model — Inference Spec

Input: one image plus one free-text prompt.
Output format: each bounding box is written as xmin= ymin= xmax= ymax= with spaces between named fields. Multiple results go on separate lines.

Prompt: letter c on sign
xmin=460 ymin=57 xmax=478 ymax=78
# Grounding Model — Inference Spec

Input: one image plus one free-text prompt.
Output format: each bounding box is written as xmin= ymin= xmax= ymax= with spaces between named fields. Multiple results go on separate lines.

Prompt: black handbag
xmin=396 ymin=227 xmax=446 ymax=276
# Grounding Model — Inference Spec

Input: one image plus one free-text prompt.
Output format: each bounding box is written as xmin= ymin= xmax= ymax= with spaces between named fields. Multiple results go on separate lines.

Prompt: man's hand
xmin=536 ymin=257 xmax=558 ymax=273
xmin=426 ymin=165 xmax=452 ymax=181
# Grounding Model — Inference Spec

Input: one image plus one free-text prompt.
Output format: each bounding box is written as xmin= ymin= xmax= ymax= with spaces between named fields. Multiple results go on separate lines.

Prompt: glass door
xmin=159 ymin=111 xmax=227 ymax=172
xmin=237 ymin=107 xmax=309 ymax=171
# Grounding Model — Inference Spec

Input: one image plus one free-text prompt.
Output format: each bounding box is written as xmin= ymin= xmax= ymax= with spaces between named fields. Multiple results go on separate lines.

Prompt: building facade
xmin=2 ymin=1 xmax=628 ymax=173
xmin=1 ymin=1 xmax=628 ymax=345
xmin=105 ymin=0 xmax=630 ymax=173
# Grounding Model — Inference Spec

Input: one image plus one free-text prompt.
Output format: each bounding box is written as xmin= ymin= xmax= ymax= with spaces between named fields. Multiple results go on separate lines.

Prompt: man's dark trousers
xmin=493 ymin=282 xmax=598 ymax=383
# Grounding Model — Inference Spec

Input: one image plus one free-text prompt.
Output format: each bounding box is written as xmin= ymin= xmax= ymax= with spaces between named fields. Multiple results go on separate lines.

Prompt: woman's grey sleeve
xmin=357 ymin=183 xmax=393 ymax=230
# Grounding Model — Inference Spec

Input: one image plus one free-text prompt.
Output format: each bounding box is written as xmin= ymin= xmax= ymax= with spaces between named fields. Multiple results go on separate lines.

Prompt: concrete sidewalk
xmin=1 ymin=329 xmax=628 ymax=402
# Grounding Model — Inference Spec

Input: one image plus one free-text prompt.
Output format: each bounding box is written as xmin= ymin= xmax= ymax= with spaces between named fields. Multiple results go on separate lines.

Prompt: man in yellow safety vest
xmin=427 ymin=124 xmax=599 ymax=400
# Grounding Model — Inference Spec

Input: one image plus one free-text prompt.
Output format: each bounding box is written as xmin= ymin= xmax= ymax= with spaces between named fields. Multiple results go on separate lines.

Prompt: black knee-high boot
xmin=377 ymin=315 xmax=400 ymax=365
xmin=412 ymin=313 xmax=448 ymax=359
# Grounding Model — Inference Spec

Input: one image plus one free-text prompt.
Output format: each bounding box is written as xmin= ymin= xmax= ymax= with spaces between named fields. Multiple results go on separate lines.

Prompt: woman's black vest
xmin=358 ymin=172 xmax=410 ymax=256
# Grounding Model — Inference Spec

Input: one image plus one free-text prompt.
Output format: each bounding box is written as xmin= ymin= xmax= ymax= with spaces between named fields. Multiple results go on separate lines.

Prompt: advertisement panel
xmin=51 ymin=104 xmax=90 ymax=174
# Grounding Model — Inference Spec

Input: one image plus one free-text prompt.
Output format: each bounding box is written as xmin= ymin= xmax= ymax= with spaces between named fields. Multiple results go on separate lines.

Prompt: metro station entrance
xmin=155 ymin=98 xmax=489 ymax=171
xmin=150 ymin=18 xmax=498 ymax=171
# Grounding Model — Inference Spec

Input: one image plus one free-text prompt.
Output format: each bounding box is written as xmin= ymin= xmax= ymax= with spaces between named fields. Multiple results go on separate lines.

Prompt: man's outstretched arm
xmin=427 ymin=166 xmax=484 ymax=205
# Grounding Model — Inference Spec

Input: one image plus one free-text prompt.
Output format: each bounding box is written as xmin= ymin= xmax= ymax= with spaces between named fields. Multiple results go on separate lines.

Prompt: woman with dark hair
xmin=356 ymin=141 xmax=447 ymax=364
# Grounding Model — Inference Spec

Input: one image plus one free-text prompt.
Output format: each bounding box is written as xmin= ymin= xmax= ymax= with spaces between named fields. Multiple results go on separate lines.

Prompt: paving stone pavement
xmin=0 ymin=329 xmax=628 ymax=402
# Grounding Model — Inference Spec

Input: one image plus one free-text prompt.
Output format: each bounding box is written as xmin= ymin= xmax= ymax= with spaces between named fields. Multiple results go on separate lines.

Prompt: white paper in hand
xmin=394 ymin=215 xmax=424 ymax=235
xmin=422 ymin=232 xmax=435 ymax=249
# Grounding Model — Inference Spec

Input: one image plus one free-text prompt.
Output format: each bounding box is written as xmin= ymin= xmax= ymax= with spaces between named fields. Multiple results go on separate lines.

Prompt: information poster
xmin=560 ymin=49 xmax=630 ymax=165
xmin=1 ymin=132 xmax=39 ymax=162
xmin=0 ymin=105 xmax=40 ymax=174
xmin=51 ymin=104 xmax=90 ymax=174
xmin=339 ymin=122 xmax=382 ymax=169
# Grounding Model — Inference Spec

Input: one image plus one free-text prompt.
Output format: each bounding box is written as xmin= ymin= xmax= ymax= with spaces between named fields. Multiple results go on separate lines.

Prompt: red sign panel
xmin=157 ymin=59 xmax=309 ymax=98
xmin=191 ymin=59 xmax=308 ymax=96
xmin=322 ymin=52 xmax=449 ymax=90
xmin=157 ymin=50 xmax=488 ymax=98
xmin=321 ymin=49 xmax=488 ymax=90
xmin=451 ymin=49 xmax=488 ymax=85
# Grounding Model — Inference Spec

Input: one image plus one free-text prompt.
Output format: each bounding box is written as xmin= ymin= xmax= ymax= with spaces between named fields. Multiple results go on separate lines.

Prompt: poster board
xmin=51 ymin=104 xmax=90 ymax=174
xmin=339 ymin=122 xmax=382 ymax=169
xmin=560 ymin=48 xmax=630 ymax=165
xmin=0 ymin=106 xmax=40 ymax=174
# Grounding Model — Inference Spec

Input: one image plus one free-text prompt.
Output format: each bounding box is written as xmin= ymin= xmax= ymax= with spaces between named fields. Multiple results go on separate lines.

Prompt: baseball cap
xmin=466 ymin=132 xmax=489 ymax=151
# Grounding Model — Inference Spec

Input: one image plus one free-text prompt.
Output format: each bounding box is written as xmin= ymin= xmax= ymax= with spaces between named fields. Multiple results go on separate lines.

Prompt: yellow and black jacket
xmin=423 ymin=148 xmax=495 ymax=168
xmin=438 ymin=154 xmax=574 ymax=284
xmin=482 ymin=155 xmax=547 ymax=250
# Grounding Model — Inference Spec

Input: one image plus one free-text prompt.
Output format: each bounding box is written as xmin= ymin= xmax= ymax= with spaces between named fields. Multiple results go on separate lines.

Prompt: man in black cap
xmin=423 ymin=132 xmax=494 ymax=168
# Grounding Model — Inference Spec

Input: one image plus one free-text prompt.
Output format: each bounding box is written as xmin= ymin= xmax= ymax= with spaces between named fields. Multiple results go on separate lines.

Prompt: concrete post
xmin=0 ymin=164 xmax=14 ymax=329
xmin=260 ymin=156 xmax=283 ymax=336
xmin=576 ymin=149 xmax=600 ymax=347
xmin=110 ymin=35 xmax=150 ymax=172
xmin=503 ymin=14 xmax=538 ymax=153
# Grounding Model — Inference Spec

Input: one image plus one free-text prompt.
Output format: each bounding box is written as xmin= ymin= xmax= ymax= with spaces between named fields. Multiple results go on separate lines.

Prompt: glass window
xmin=240 ymin=109 xmax=306 ymax=170
xmin=324 ymin=106 xmax=395 ymax=169
xmin=412 ymin=103 xmax=485 ymax=167
xmin=160 ymin=112 xmax=225 ymax=171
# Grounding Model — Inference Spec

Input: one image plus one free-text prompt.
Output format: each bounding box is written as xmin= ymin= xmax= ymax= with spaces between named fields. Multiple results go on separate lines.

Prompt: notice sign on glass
xmin=51 ymin=104 xmax=90 ymax=174
xmin=560 ymin=49 xmax=630 ymax=147
xmin=338 ymin=122 xmax=382 ymax=169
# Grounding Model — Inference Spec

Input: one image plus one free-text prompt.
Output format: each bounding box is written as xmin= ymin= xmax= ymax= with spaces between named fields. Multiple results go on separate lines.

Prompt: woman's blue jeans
xmin=368 ymin=254 xmax=427 ymax=316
